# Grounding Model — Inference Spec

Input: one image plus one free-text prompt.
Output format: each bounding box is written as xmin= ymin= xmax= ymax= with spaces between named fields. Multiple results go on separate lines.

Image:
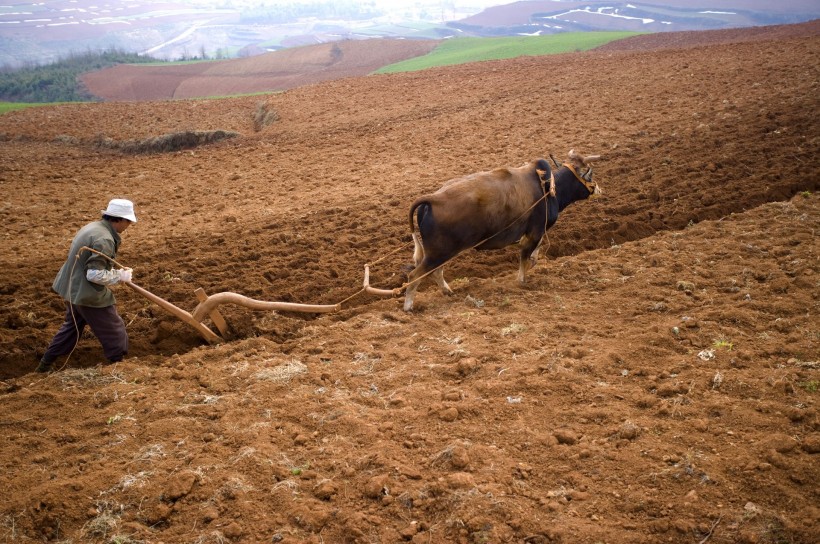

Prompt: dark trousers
xmin=44 ymin=303 xmax=128 ymax=363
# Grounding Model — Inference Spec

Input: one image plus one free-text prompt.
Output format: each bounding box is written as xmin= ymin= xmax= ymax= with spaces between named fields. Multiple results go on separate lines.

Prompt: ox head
xmin=552 ymin=150 xmax=602 ymax=197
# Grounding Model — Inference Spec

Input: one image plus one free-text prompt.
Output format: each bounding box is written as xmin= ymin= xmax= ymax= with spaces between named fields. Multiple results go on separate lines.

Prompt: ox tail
xmin=408 ymin=197 xmax=430 ymax=233
xmin=408 ymin=197 xmax=431 ymax=267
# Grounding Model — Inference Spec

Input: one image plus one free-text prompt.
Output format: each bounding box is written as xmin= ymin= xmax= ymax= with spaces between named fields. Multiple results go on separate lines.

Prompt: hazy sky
xmin=177 ymin=0 xmax=514 ymax=14
xmin=170 ymin=0 xmax=516 ymax=22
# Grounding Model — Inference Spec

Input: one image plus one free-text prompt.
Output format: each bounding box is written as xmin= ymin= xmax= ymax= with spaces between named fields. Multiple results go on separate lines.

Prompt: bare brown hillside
xmin=0 ymin=23 xmax=818 ymax=544
xmin=597 ymin=19 xmax=820 ymax=51
xmin=81 ymin=39 xmax=439 ymax=101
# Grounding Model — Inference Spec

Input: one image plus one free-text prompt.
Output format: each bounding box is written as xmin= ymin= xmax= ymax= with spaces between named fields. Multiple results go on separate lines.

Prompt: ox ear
xmin=567 ymin=149 xmax=585 ymax=170
xmin=582 ymin=165 xmax=593 ymax=182
xmin=568 ymin=150 xmax=601 ymax=169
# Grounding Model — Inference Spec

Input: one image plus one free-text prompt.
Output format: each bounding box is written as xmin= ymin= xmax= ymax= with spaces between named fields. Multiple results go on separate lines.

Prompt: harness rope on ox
xmin=563 ymin=163 xmax=597 ymax=195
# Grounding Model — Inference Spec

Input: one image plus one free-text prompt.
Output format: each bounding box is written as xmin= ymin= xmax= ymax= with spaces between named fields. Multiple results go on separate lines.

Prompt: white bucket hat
xmin=102 ymin=198 xmax=138 ymax=223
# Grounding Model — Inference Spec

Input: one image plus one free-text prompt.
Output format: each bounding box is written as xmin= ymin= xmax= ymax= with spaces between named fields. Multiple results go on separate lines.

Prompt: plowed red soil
xmin=0 ymin=24 xmax=818 ymax=544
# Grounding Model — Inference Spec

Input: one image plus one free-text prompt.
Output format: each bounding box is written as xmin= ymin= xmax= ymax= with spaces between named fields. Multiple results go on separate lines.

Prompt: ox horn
xmin=583 ymin=154 xmax=601 ymax=164
xmin=583 ymin=165 xmax=593 ymax=182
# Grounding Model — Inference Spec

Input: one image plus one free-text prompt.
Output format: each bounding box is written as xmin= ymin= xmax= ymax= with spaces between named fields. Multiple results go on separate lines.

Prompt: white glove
xmin=119 ymin=268 xmax=133 ymax=283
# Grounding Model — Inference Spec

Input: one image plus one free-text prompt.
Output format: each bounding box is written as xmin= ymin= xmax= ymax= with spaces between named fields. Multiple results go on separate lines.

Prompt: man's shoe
xmin=36 ymin=355 xmax=55 ymax=373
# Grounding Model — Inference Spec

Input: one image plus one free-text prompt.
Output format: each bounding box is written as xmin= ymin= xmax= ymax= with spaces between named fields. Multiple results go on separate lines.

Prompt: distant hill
xmin=2 ymin=0 xmax=819 ymax=68
xmin=455 ymin=1 xmax=820 ymax=34
xmin=78 ymin=20 xmax=820 ymax=102
xmin=80 ymin=40 xmax=440 ymax=101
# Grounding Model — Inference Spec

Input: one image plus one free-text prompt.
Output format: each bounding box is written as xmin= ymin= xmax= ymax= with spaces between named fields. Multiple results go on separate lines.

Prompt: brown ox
xmin=403 ymin=150 xmax=600 ymax=311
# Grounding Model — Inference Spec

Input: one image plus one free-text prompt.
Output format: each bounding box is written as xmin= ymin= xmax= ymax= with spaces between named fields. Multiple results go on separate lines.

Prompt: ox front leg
xmin=518 ymin=237 xmax=542 ymax=283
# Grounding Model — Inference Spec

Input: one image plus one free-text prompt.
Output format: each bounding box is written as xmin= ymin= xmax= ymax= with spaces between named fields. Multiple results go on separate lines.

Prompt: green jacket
xmin=52 ymin=220 xmax=121 ymax=307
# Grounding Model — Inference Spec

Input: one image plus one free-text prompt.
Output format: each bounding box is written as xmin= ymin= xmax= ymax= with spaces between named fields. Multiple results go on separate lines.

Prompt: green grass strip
xmin=375 ymin=31 xmax=641 ymax=74
xmin=0 ymin=101 xmax=55 ymax=114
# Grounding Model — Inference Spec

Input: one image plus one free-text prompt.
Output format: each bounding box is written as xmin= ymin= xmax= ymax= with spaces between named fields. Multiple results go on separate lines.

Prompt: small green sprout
xmin=798 ymin=380 xmax=818 ymax=393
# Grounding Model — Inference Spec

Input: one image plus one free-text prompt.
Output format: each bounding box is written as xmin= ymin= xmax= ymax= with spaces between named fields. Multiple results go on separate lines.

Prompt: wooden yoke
xmin=363 ymin=265 xmax=403 ymax=297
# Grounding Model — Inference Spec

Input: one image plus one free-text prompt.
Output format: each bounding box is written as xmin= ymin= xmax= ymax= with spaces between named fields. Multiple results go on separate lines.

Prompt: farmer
xmin=36 ymin=199 xmax=137 ymax=373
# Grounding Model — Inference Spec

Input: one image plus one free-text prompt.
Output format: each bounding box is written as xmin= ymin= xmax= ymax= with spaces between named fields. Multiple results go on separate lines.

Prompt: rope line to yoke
xmin=81 ymin=246 xmax=127 ymax=269
xmin=333 ymin=240 xmax=416 ymax=305
xmin=367 ymin=239 xmax=414 ymax=267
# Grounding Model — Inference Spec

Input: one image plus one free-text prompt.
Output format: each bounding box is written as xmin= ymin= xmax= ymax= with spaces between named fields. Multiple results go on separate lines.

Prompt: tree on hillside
xmin=0 ymin=48 xmax=162 ymax=103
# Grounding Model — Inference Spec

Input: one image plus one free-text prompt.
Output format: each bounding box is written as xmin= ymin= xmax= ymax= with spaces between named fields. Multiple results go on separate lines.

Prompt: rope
xmin=50 ymin=251 xmax=84 ymax=372
xmin=336 ymin=287 xmax=367 ymax=307
xmin=366 ymin=240 xmax=414 ymax=268
xmin=82 ymin=180 xmax=554 ymax=307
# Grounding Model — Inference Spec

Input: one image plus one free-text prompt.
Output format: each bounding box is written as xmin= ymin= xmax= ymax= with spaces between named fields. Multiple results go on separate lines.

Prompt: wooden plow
xmin=123 ymin=264 xmax=402 ymax=344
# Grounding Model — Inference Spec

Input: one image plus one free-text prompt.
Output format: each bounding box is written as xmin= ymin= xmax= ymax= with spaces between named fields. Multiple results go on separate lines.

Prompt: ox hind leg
xmin=412 ymin=232 xmax=424 ymax=266
xmin=403 ymin=264 xmax=426 ymax=312
xmin=404 ymin=233 xmax=427 ymax=311
xmin=432 ymin=268 xmax=453 ymax=296
xmin=403 ymin=259 xmax=452 ymax=312
xmin=405 ymin=233 xmax=454 ymax=311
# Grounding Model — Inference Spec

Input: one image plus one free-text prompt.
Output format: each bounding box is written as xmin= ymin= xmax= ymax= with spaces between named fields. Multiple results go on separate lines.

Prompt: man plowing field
xmin=37 ymin=199 xmax=137 ymax=372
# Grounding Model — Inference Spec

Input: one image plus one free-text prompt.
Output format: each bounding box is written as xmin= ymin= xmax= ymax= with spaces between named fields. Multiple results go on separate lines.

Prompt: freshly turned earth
xmin=0 ymin=22 xmax=818 ymax=544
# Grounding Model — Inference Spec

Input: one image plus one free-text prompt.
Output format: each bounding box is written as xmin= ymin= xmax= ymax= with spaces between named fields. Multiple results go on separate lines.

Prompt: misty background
xmin=1 ymin=0 xmax=818 ymax=68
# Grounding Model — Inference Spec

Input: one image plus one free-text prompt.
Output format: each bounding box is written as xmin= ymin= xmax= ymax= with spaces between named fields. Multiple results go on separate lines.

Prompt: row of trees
xmin=239 ymin=0 xmax=382 ymax=24
xmin=0 ymin=49 xmax=159 ymax=103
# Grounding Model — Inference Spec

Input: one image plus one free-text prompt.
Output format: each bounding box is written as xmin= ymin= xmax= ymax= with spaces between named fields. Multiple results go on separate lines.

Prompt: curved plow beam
xmin=125 ymin=281 xmax=222 ymax=344
xmin=125 ymin=266 xmax=402 ymax=345
xmin=192 ymin=292 xmax=340 ymax=324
